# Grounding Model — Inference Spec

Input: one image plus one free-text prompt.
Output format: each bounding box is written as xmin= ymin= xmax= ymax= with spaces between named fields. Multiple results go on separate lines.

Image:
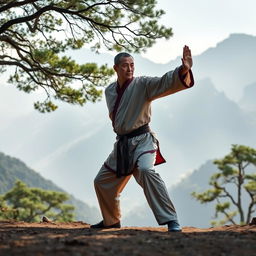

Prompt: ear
xmin=113 ymin=64 xmax=118 ymax=72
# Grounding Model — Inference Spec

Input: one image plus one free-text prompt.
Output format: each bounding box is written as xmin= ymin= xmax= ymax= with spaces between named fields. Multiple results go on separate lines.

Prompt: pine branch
xmin=0 ymin=0 xmax=37 ymax=13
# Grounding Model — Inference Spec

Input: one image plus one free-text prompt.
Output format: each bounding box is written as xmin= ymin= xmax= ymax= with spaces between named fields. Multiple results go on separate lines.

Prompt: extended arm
xmin=145 ymin=45 xmax=194 ymax=101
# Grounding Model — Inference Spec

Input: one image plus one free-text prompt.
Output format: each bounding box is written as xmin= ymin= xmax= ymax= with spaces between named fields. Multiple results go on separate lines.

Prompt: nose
xmin=128 ymin=64 xmax=133 ymax=72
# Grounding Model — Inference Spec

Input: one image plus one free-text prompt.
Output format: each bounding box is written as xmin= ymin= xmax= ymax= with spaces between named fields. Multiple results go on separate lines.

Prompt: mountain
xmin=0 ymin=152 xmax=100 ymax=224
xmin=191 ymin=33 xmax=256 ymax=102
xmin=0 ymin=100 xmax=114 ymax=206
xmin=239 ymin=82 xmax=256 ymax=113
xmin=0 ymin=33 xmax=256 ymax=218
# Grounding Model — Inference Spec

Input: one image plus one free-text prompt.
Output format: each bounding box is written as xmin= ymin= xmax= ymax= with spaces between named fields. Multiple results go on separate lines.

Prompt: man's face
xmin=114 ymin=57 xmax=134 ymax=82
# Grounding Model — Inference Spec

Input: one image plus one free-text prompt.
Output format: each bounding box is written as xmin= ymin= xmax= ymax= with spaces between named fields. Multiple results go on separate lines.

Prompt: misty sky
xmin=142 ymin=0 xmax=256 ymax=63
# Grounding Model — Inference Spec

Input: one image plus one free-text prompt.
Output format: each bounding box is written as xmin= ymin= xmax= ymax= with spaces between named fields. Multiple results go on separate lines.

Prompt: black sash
xmin=116 ymin=124 xmax=150 ymax=178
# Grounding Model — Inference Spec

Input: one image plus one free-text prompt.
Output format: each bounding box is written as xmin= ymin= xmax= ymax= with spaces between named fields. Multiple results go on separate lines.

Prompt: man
xmin=91 ymin=46 xmax=194 ymax=232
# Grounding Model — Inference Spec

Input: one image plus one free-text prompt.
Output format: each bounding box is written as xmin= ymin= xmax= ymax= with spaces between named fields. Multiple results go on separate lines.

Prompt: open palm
xmin=182 ymin=45 xmax=193 ymax=71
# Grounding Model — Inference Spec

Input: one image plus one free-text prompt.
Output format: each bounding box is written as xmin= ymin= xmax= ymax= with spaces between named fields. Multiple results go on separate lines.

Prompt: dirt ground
xmin=0 ymin=221 xmax=255 ymax=256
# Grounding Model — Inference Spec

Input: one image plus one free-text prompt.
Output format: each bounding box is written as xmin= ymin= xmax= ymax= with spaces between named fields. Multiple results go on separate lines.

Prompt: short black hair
xmin=114 ymin=52 xmax=133 ymax=65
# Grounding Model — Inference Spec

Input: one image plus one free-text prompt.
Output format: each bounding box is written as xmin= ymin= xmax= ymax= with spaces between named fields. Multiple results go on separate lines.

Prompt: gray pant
xmin=94 ymin=152 xmax=178 ymax=226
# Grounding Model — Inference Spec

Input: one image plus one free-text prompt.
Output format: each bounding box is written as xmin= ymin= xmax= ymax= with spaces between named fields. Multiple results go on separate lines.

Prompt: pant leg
xmin=94 ymin=164 xmax=131 ymax=226
xmin=133 ymin=152 xmax=178 ymax=225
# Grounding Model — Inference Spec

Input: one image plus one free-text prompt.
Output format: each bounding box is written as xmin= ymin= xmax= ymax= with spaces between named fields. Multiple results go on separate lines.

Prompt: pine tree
xmin=0 ymin=180 xmax=75 ymax=222
xmin=0 ymin=0 xmax=172 ymax=112
xmin=192 ymin=145 xmax=256 ymax=226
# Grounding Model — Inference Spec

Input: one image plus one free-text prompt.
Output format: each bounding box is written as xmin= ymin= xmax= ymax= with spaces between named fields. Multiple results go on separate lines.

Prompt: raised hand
xmin=181 ymin=45 xmax=193 ymax=72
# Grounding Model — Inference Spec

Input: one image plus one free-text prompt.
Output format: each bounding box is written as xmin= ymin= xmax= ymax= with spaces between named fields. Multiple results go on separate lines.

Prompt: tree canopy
xmin=0 ymin=180 xmax=75 ymax=222
xmin=0 ymin=0 xmax=172 ymax=112
xmin=192 ymin=145 xmax=256 ymax=226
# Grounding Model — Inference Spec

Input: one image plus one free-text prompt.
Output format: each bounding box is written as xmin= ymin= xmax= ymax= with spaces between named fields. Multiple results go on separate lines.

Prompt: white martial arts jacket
xmin=103 ymin=66 xmax=194 ymax=175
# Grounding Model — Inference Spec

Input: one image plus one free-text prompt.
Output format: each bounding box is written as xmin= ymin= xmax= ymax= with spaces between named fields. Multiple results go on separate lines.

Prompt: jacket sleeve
xmin=144 ymin=66 xmax=194 ymax=101
xmin=105 ymin=83 xmax=117 ymax=115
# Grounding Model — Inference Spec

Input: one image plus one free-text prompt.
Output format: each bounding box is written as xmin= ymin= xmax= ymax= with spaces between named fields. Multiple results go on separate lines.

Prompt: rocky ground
xmin=0 ymin=221 xmax=255 ymax=256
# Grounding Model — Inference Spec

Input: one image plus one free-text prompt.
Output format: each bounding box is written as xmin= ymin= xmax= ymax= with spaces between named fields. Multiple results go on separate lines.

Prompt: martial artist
xmin=91 ymin=46 xmax=194 ymax=232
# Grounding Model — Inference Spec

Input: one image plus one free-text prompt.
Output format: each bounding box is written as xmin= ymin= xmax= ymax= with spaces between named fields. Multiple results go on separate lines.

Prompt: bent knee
xmin=136 ymin=158 xmax=155 ymax=173
xmin=136 ymin=153 xmax=156 ymax=172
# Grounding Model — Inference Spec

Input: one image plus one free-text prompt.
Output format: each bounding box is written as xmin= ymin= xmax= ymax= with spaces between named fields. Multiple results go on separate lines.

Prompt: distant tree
xmin=0 ymin=180 xmax=75 ymax=222
xmin=0 ymin=0 xmax=172 ymax=112
xmin=192 ymin=145 xmax=256 ymax=226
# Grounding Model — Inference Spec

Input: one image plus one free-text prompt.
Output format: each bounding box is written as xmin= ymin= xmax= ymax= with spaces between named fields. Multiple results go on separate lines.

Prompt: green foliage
xmin=0 ymin=152 xmax=101 ymax=223
xmin=0 ymin=0 xmax=172 ymax=112
xmin=191 ymin=188 xmax=222 ymax=203
xmin=0 ymin=180 xmax=75 ymax=222
xmin=192 ymin=144 xmax=256 ymax=226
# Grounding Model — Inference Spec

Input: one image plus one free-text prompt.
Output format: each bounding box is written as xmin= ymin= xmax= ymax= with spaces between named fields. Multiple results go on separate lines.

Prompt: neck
xmin=117 ymin=78 xmax=126 ymax=88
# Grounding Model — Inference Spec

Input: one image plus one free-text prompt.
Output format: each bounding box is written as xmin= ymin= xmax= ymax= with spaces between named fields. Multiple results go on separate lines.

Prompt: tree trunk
xmin=237 ymin=163 xmax=244 ymax=223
